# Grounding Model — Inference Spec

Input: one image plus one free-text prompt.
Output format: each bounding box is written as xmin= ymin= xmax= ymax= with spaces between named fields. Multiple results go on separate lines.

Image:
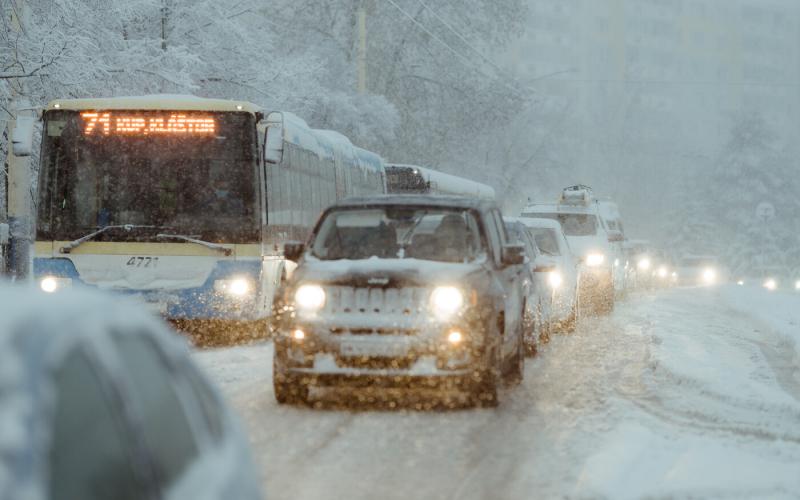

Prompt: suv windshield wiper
xmin=397 ymin=212 xmax=428 ymax=258
xmin=59 ymin=225 xmax=163 ymax=254
xmin=156 ymin=233 xmax=232 ymax=256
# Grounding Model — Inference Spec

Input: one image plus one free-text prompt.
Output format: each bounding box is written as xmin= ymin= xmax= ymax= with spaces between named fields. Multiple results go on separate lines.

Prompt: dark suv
xmin=271 ymin=195 xmax=527 ymax=406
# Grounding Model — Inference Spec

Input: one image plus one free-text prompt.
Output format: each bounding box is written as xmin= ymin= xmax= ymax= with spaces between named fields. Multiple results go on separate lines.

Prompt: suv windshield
xmin=531 ymin=228 xmax=561 ymax=256
xmin=312 ymin=207 xmax=485 ymax=263
xmin=523 ymin=213 xmax=598 ymax=237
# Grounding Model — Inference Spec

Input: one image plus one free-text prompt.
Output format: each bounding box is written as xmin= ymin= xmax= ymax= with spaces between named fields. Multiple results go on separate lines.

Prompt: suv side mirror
xmin=608 ymin=231 xmax=624 ymax=243
xmin=283 ymin=241 xmax=305 ymax=262
xmin=501 ymin=244 xmax=525 ymax=266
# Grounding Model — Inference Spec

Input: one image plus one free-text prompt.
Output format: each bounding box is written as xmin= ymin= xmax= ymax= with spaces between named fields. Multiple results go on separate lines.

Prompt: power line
xmin=383 ymin=0 xmax=526 ymax=98
xmin=412 ymin=0 xmax=517 ymax=86
xmin=536 ymin=77 xmax=800 ymax=88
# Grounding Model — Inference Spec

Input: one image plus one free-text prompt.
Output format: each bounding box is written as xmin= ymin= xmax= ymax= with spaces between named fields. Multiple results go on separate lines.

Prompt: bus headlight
xmin=548 ymin=271 xmax=563 ymax=289
xmin=586 ymin=253 xmax=605 ymax=267
xmin=430 ymin=286 xmax=463 ymax=319
xmin=40 ymin=276 xmax=72 ymax=293
xmin=214 ymin=278 xmax=253 ymax=297
xmin=295 ymin=284 xmax=326 ymax=312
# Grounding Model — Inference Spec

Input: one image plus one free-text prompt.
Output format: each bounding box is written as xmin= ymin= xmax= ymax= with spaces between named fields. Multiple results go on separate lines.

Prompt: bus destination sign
xmin=81 ymin=112 xmax=216 ymax=136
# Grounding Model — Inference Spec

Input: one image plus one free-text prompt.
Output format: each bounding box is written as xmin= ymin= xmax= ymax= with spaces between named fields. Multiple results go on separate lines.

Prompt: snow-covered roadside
xmin=194 ymin=289 xmax=800 ymax=500
xmin=719 ymin=284 xmax=800 ymax=364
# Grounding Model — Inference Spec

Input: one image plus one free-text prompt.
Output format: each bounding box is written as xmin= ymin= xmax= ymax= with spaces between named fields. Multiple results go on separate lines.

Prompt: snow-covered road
xmin=195 ymin=286 xmax=800 ymax=500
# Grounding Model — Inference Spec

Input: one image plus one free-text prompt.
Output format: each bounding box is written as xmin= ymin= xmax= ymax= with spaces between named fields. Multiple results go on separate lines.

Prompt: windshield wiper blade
xmin=60 ymin=225 xmax=162 ymax=254
xmin=156 ymin=233 xmax=232 ymax=256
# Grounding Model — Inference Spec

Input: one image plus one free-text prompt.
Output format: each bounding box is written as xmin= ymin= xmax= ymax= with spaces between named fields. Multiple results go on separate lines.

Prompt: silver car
xmin=0 ymin=287 xmax=263 ymax=500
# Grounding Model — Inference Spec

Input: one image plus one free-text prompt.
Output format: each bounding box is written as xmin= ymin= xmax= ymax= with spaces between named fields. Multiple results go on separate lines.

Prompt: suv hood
xmin=293 ymin=258 xmax=486 ymax=288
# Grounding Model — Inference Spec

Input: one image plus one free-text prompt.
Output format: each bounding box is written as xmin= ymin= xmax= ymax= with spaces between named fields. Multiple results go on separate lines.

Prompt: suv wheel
xmin=273 ymin=354 xmax=310 ymax=405
xmin=506 ymin=327 xmax=525 ymax=385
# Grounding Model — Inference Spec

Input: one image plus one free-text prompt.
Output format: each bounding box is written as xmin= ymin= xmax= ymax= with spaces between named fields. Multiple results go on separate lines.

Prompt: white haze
xmin=1 ymin=0 xmax=798 ymax=278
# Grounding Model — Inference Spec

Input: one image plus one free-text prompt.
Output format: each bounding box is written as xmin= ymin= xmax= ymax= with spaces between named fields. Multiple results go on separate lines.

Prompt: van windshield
xmin=522 ymin=213 xmax=598 ymax=237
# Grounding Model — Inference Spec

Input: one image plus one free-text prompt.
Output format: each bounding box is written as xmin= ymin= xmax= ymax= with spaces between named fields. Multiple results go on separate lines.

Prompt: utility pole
xmin=357 ymin=0 xmax=367 ymax=93
xmin=161 ymin=0 xmax=170 ymax=51
xmin=2 ymin=0 xmax=33 ymax=281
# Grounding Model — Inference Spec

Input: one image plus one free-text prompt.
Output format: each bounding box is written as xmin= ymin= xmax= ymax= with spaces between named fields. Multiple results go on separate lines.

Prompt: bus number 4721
xmin=126 ymin=257 xmax=159 ymax=268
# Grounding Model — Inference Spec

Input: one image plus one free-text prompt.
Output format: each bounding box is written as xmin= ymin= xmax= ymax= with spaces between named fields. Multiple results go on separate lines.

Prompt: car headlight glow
xmin=214 ymin=278 xmax=252 ymax=297
xmin=657 ymin=266 xmax=668 ymax=278
xmin=795 ymin=280 xmax=800 ymax=291
xmin=447 ymin=330 xmax=464 ymax=345
xmin=430 ymin=286 xmax=464 ymax=319
xmin=638 ymin=258 xmax=651 ymax=271
xmin=40 ymin=276 xmax=72 ymax=293
xmin=763 ymin=278 xmax=777 ymax=291
xmin=295 ymin=284 xmax=326 ymax=311
xmin=702 ymin=268 xmax=716 ymax=284
xmin=586 ymin=253 xmax=605 ymax=267
xmin=548 ymin=271 xmax=563 ymax=289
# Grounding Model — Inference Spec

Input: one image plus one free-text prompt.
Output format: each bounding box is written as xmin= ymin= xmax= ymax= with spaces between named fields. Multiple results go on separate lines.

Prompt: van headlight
xmin=295 ymin=284 xmax=326 ymax=312
xmin=586 ymin=253 xmax=605 ymax=267
xmin=430 ymin=286 xmax=463 ymax=319
xmin=214 ymin=278 xmax=253 ymax=297
xmin=548 ymin=271 xmax=563 ymax=289
xmin=40 ymin=276 xmax=72 ymax=293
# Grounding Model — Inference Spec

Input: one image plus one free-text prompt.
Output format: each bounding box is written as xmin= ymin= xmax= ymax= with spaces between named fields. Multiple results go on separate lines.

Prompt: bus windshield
xmin=36 ymin=110 xmax=259 ymax=243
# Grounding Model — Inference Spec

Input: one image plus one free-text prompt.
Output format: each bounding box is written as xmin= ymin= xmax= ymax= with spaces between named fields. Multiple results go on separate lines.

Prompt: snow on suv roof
xmin=521 ymin=202 xmax=594 ymax=215
xmin=45 ymin=94 xmax=261 ymax=114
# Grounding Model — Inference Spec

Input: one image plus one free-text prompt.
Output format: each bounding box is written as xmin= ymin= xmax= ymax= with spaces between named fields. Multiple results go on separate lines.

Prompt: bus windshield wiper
xmin=156 ymin=233 xmax=232 ymax=256
xmin=60 ymin=225 xmax=163 ymax=254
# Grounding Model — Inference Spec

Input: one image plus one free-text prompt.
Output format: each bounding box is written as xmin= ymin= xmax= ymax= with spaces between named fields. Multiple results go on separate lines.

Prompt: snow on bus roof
xmin=268 ymin=111 xmax=385 ymax=173
xmin=387 ymin=163 xmax=495 ymax=200
xmin=45 ymin=94 xmax=261 ymax=113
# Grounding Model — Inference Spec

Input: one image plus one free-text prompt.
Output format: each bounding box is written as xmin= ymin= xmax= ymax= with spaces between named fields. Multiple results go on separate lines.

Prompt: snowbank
xmin=720 ymin=285 xmax=800 ymax=365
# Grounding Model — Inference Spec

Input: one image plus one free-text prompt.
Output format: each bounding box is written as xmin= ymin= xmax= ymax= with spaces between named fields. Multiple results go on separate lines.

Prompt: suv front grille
xmin=325 ymin=286 xmax=427 ymax=315
xmin=330 ymin=327 xmax=419 ymax=336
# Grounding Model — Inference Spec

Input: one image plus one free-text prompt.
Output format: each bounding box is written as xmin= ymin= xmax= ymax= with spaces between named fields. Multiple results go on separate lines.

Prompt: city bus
xmin=385 ymin=164 xmax=495 ymax=200
xmin=34 ymin=95 xmax=386 ymax=339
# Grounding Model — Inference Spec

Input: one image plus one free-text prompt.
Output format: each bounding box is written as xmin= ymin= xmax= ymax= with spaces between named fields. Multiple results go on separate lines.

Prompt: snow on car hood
xmin=295 ymin=257 xmax=487 ymax=287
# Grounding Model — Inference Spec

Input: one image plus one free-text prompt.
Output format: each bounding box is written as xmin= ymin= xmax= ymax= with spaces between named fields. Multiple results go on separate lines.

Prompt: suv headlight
xmin=586 ymin=253 xmax=605 ymax=267
xmin=295 ymin=284 xmax=326 ymax=312
xmin=214 ymin=278 xmax=253 ymax=297
xmin=40 ymin=276 xmax=72 ymax=293
xmin=430 ymin=286 xmax=463 ymax=319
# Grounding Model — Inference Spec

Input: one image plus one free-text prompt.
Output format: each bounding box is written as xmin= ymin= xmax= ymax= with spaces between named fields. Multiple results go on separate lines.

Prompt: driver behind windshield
xmin=313 ymin=208 xmax=483 ymax=264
